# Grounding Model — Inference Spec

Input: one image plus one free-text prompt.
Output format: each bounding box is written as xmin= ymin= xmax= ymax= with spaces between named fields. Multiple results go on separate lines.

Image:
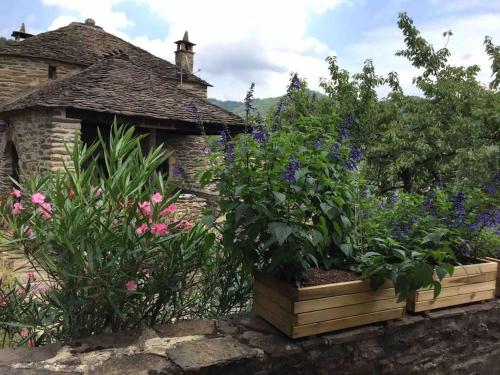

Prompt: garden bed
xmin=253 ymin=272 xmax=404 ymax=339
xmin=407 ymin=259 xmax=498 ymax=313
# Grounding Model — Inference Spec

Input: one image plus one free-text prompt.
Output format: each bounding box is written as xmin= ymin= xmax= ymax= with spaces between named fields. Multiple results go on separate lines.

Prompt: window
xmin=48 ymin=65 xmax=57 ymax=79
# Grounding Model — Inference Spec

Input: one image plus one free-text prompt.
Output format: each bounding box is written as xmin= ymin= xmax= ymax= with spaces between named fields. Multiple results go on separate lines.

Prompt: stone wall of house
xmin=177 ymin=82 xmax=208 ymax=98
xmin=0 ymin=56 xmax=82 ymax=105
xmin=158 ymin=133 xmax=213 ymax=191
xmin=0 ymin=108 xmax=81 ymax=190
xmin=0 ymin=300 xmax=499 ymax=374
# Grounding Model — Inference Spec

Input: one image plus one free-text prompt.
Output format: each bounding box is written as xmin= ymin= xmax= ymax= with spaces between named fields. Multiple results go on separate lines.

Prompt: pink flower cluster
xmin=135 ymin=193 xmax=188 ymax=237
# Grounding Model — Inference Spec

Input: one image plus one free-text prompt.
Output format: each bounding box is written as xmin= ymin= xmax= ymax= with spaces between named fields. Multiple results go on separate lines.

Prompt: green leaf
xmin=340 ymin=244 xmax=353 ymax=257
xmin=435 ymin=266 xmax=447 ymax=280
xmin=433 ymin=281 xmax=442 ymax=299
xmin=340 ymin=215 xmax=351 ymax=230
xmin=273 ymin=192 xmax=286 ymax=204
xmin=268 ymin=222 xmax=293 ymax=245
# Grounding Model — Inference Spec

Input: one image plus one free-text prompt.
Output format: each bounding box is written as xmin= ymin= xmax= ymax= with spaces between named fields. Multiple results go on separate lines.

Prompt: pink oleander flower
xmin=27 ymin=272 xmax=36 ymax=283
xmin=21 ymin=328 xmax=29 ymax=338
xmin=11 ymin=188 xmax=21 ymax=198
xmin=95 ymin=188 xmax=103 ymax=196
xmin=125 ymin=280 xmax=137 ymax=292
xmin=39 ymin=202 xmax=52 ymax=220
xmin=23 ymin=227 xmax=33 ymax=237
xmin=151 ymin=223 xmax=169 ymax=236
xmin=138 ymin=201 xmax=152 ymax=217
xmin=136 ymin=223 xmax=148 ymax=235
xmin=36 ymin=284 xmax=49 ymax=294
xmin=12 ymin=202 xmax=24 ymax=215
xmin=31 ymin=193 xmax=45 ymax=205
xmin=5 ymin=230 xmax=13 ymax=239
xmin=179 ymin=220 xmax=193 ymax=229
xmin=160 ymin=203 xmax=177 ymax=216
xmin=17 ymin=287 xmax=26 ymax=296
xmin=151 ymin=192 xmax=163 ymax=204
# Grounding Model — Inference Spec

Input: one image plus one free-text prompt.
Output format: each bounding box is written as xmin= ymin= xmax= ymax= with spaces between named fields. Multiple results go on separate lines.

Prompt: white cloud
xmin=43 ymin=0 xmax=133 ymax=34
xmin=41 ymin=0 xmax=500 ymax=100
xmin=43 ymin=0 xmax=346 ymax=100
xmin=129 ymin=0 xmax=347 ymax=99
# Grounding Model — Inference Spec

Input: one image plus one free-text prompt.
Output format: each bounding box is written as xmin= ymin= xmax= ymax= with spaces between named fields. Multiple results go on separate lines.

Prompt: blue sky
xmin=1 ymin=0 xmax=499 ymax=100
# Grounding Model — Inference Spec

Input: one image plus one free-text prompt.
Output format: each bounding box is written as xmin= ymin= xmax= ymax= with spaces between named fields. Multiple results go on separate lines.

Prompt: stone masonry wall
xmin=0 ymin=300 xmax=499 ymax=374
xmin=0 ymin=56 xmax=82 ymax=105
xmin=159 ymin=133 xmax=213 ymax=191
xmin=0 ymin=109 xmax=81 ymax=190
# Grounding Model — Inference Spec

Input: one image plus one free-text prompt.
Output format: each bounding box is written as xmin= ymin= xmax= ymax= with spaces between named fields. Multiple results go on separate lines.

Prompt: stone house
xmin=0 ymin=19 xmax=244 ymax=206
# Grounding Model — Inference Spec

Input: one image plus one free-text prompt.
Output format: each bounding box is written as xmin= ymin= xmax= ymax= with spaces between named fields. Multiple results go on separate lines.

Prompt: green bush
xmin=201 ymin=77 xmax=362 ymax=284
xmin=355 ymin=186 xmax=499 ymax=299
xmin=0 ymin=124 xmax=249 ymax=347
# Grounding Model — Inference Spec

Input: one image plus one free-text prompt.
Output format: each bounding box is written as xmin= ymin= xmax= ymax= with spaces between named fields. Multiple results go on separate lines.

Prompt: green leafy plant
xmin=0 ymin=123 xmax=249 ymax=347
xmin=201 ymin=77 xmax=360 ymax=284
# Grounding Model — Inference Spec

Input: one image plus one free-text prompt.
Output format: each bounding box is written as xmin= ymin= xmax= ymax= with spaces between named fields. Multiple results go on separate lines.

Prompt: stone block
xmin=154 ymin=319 xmax=217 ymax=338
xmin=166 ymin=336 xmax=260 ymax=372
xmin=239 ymin=330 xmax=302 ymax=358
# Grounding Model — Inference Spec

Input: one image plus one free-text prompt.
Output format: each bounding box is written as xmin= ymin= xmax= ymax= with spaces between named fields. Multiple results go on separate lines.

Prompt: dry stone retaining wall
xmin=0 ymin=300 xmax=499 ymax=374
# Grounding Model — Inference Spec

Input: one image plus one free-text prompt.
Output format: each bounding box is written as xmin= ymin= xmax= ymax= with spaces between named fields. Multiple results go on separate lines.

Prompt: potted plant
xmin=358 ymin=189 xmax=499 ymax=313
xmin=201 ymin=79 xmax=428 ymax=338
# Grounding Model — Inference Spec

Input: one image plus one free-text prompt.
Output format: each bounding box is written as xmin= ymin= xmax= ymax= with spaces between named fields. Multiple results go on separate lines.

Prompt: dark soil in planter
xmin=300 ymin=268 xmax=361 ymax=287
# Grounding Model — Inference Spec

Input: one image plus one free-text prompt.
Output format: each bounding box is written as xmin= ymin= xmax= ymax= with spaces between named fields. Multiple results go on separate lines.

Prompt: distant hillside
xmin=208 ymin=97 xmax=281 ymax=118
xmin=209 ymin=90 xmax=325 ymax=117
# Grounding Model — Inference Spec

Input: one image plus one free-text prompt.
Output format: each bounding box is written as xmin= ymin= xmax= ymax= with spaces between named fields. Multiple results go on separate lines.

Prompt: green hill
xmin=209 ymin=90 xmax=325 ymax=117
xmin=208 ymin=97 xmax=281 ymax=118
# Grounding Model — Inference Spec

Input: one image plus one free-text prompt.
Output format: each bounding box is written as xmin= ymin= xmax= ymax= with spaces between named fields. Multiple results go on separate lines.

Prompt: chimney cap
xmin=11 ymin=23 xmax=33 ymax=41
xmin=85 ymin=18 xmax=96 ymax=26
xmin=175 ymin=31 xmax=196 ymax=47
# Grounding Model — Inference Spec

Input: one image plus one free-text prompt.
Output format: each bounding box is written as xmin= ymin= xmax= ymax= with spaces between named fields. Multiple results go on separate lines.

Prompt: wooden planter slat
xmin=296 ymin=297 xmax=403 ymax=325
xmin=415 ymin=281 xmax=496 ymax=301
xmin=254 ymin=281 xmax=294 ymax=312
xmin=253 ymin=274 xmax=404 ymax=339
xmin=253 ymin=300 xmax=293 ymax=337
xmin=296 ymin=279 xmax=393 ymax=301
xmin=438 ymin=272 xmax=496 ymax=288
xmin=450 ymin=262 xmax=497 ymax=277
xmin=292 ymin=308 xmax=403 ymax=338
xmin=407 ymin=260 xmax=498 ymax=313
xmin=483 ymin=257 xmax=500 ymax=297
xmin=411 ymin=289 xmax=495 ymax=311
xmin=294 ymin=287 xmax=397 ymax=313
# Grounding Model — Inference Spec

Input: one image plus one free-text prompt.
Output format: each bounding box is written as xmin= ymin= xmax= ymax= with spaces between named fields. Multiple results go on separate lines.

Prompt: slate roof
xmin=0 ymin=22 xmax=210 ymax=87
xmin=0 ymin=56 xmax=245 ymax=127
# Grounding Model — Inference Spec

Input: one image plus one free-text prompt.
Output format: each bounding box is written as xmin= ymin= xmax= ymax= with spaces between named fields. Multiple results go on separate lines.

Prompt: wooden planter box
xmin=483 ymin=257 xmax=500 ymax=297
xmin=253 ymin=273 xmax=404 ymax=339
xmin=407 ymin=260 xmax=498 ymax=313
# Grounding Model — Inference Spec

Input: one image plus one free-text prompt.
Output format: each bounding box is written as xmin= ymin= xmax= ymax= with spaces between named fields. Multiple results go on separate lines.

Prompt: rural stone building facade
xmin=0 ymin=19 xmax=244 ymax=211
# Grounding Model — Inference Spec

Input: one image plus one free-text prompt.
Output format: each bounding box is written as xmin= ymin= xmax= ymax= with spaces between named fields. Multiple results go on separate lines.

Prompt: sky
xmin=1 ymin=0 xmax=499 ymax=100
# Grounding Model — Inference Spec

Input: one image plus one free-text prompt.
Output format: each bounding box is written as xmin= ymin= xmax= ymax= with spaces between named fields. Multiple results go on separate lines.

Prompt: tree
xmin=321 ymin=12 xmax=500 ymax=194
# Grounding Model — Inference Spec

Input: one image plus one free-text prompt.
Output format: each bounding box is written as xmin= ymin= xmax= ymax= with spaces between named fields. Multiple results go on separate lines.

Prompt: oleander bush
xmin=0 ymin=124 xmax=250 ymax=347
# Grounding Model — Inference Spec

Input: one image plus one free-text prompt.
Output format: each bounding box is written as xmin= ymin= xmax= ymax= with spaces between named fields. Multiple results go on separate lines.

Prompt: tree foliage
xmin=320 ymin=12 xmax=499 ymax=194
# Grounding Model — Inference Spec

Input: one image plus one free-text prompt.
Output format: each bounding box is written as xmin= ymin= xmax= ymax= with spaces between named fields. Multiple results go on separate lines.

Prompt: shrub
xmin=201 ymin=77 xmax=360 ymax=284
xmin=355 ymin=186 xmax=500 ymax=299
xmin=0 ymin=124 xmax=249 ymax=347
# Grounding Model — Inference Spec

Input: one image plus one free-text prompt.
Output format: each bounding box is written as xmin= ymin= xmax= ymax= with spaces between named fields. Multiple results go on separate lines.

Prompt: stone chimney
xmin=174 ymin=31 xmax=195 ymax=74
